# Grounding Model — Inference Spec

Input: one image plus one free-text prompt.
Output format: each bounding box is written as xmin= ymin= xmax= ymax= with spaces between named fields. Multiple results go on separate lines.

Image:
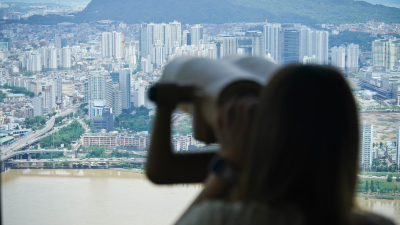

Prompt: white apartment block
xmin=138 ymin=85 xmax=145 ymax=107
xmin=113 ymin=84 xmax=122 ymax=117
xmin=27 ymin=53 xmax=41 ymax=72
xmin=347 ymin=43 xmax=359 ymax=73
xmin=372 ymin=39 xmax=400 ymax=70
xmin=263 ymin=23 xmax=281 ymax=63
xmin=359 ymin=121 xmax=374 ymax=168
xmin=331 ymin=46 xmax=346 ymax=70
xmin=101 ymin=32 xmax=113 ymax=58
xmin=33 ymin=97 xmax=43 ymax=117
xmin=113 ymin=31 xmax=124 ymax=59
xmin=61 ymin=47 xmax=71 ymax=69
xmin=191 ymin=24 xmax=204 ymax=47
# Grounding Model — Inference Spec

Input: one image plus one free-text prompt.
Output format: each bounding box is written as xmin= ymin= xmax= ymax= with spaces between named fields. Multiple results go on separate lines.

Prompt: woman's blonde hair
xmin=234 ymin=65 xmax=359 ymax=225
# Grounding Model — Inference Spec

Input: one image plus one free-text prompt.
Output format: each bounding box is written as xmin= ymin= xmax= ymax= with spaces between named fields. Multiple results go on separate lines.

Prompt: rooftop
xmin=0 ymin=136 xmax=14 ymax=144
xmin=6 ymin=94 xmax=24 ymax=97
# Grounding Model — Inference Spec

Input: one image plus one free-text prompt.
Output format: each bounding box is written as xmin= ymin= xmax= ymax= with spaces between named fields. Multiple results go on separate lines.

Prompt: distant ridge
xmin=25 ymin=0 xmax=400 ymax=24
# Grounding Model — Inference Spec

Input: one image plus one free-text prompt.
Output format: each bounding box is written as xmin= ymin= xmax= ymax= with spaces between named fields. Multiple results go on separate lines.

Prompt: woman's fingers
xmin=149 ymin=84 xmax=196 ymax=108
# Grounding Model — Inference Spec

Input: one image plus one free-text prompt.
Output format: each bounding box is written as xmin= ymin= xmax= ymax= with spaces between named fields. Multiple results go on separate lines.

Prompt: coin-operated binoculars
xmin=149 ymin=56 xmax=279 ymax=144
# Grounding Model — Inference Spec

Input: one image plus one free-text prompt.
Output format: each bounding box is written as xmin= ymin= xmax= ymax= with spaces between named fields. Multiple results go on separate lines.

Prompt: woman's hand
xmin=149 ymin=84 xmax=196 ymax=111
xmin=215 ymin=96 xmax=259 ymax=169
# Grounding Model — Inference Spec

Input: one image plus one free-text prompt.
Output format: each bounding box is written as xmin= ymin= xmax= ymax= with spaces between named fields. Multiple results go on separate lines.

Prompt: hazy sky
xmin=4 ymin=0 xmax=90 ymax=3
xmin=2 ymin=0 xmax=399 ymax=6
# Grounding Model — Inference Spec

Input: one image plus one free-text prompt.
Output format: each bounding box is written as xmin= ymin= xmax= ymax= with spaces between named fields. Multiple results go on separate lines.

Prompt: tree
xmin=387 ymin=175 xmax=393 ymax=182
xmin=371 ymin=180 xmax=375 ymax=192
xmin=365 ymin=180 xmax=369 ymax=192
xmin=380 ymin=142 xmax=383 ymax=147
xmin=73 ymin=99 xmax=77 ymax=104
xmin=40 ymin=117 xmax=46 ymax=125
xmin=15 ymin=125 xmax=19 ymax=130
xmin=396 ymin=177 xmax=400 ymax=182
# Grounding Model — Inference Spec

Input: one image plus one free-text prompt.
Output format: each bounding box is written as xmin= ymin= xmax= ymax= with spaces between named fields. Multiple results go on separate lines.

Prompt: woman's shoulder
xmin=353 ymin=210 xmax=396 ymax=225
xmin=176 ymin=201 xmax=243 ymax=225
xmin=176 ymin=201 xmax=303 ymax=225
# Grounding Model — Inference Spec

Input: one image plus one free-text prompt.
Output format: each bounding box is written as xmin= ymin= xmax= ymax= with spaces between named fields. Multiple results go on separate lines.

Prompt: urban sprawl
xmin=0 ymin=14 xmax=399 ymax=171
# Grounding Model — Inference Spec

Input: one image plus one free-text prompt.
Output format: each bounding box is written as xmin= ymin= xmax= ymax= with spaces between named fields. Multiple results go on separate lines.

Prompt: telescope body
xmin=159 ymin=56 xmax=279 ymax=143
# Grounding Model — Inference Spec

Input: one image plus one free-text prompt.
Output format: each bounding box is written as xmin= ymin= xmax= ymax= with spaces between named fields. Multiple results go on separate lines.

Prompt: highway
xmin=0 ymin=105 xmax=79 ymax=162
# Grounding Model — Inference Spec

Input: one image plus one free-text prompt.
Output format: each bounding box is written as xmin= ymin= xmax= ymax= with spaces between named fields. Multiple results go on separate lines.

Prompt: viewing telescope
xmin=149 ymin=56 xmax=279 ymax=144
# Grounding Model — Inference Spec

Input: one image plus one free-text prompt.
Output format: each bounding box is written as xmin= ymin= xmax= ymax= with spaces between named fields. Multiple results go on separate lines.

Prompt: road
xmin=0 ymin=105 xmax=79 ymax=161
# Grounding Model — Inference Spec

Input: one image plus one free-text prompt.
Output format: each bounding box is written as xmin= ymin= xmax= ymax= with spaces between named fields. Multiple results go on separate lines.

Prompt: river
xmin=1 ymin=169 xmax=202 ymax=225
xmin=2 ymin=169 xmax=400 ymax=225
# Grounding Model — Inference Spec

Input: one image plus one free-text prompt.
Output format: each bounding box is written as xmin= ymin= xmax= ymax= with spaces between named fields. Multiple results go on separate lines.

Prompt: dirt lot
xmin=360 ymin=113 xmax=400 ymax=143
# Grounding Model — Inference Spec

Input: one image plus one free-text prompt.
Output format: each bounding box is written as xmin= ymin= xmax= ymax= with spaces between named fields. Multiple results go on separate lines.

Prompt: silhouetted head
xmin=235 ymin=64 xmax=359 ymax=224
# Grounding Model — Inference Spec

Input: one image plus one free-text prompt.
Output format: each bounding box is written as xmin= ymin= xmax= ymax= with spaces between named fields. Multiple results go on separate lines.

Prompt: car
xmin=37 ymin=158 xmax=40 ymax=160
xmin=130 ymin=158 xmax=135 ymax=160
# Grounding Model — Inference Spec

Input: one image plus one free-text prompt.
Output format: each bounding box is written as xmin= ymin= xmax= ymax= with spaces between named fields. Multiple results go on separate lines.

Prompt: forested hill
xmin=68 ymin=0 xmax=400 ymax=25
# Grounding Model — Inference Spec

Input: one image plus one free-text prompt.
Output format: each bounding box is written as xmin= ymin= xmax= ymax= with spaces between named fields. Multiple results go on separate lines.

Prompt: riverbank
xmin=108 ymin=167 xmax=144 ymax=174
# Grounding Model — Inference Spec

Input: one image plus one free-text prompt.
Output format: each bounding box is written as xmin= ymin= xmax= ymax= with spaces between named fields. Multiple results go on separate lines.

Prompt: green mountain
xmin=25 ymin=0 xmax=400 ymax=25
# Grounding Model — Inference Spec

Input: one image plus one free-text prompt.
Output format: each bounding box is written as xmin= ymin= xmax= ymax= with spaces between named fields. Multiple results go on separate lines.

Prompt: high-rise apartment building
xmin=169 ymin=21 xmax=182 ymax=53
xmin=113 ymin=83 xmax=122 ymax=117
xmin=101 ymin=32 xmax=113 ymax=58
xmin=264 ymin=23 xmax=281 ymax=62
xmin=277 ymin=24 xmax=328 ymax=65
xmin=53 ymin=76 xmax=63 ymax=101
xmin=119 ymin=69 xmax=131 ymax=111
xmin=182 ymin=30 xmax=190 ymax=46
xmin=101 ymin=32 xmax=125 ymax=59
xmin=54 ymin=34 xmax=61 ymax=49
xmin=141 ymin=58 xmax=149 ymax=73
xmin=314 ymin=31 xmax=329 ymax=65
xmin=331 ymin=46 xmax=346 ymax=70
xmin=372 ymin=39 xmax=400 ymax=70
xmin=359 ymin=121 xmax=374 ymax=168
xmin=140 ymin=23 xmax=148 ymax=57
xmin=39 ymin=47 xmax=49 ymax=68
xmin=152 ymin=40 xmax=164 ymax=67
xmin=222 ymin=37 xmax=237 ymax=57
xmin=140 ymin=21 xmax=181 ymax=60
xmin=27 ymin=53 xmax=41 ymax=72
xmin=113 ymin=31 xmax=125 ymax=59
xmin=61 ymin=47 xmax=71 ymax=69
xmin=138 ymin=85 xmax=145 ymax=107
xmin=33 ymin=97 xmax=44 ymax=117
xmin=48 ymin=48 xmax=57 ymax=69
xmin=87 ymin=72 xmax=107 ymax=102
xmin=42 ymin=85 xmax=55 ymax=114
xmin=105 ymin=78 xmax=113 ymax=109
xmin=191 ymin=24 xmax=204 ymax=47
xmin=278 ymin=25 xmax=300 ymax=65
xmin=347 ymin=43 xmax=359 ymax=73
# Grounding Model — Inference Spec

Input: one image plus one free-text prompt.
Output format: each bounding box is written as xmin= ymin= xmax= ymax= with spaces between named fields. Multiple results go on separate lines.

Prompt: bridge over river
xmin=3 ymin=158 xmax=146 ymax=170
